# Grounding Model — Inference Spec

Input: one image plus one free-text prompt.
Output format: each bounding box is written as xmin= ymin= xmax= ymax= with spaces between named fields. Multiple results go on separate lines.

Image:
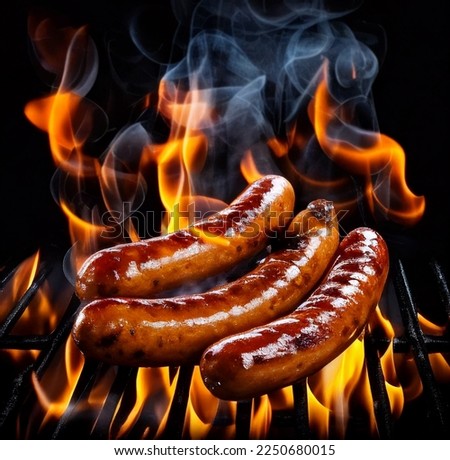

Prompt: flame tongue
xmin=312 ymin=66 xmax=425 ymax=226
xmin=23 ymin=5 xmax=427 ymax=273
xmin=12 ymin=2 xmax=443 ymax=440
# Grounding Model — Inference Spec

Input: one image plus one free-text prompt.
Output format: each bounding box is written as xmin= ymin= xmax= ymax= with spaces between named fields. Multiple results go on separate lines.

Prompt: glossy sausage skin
xmin=71 ymin=199 xmax=339 ymax=367
xmin=200 ymin=227 xmax=389 ymax=401
xmin=75 ymin=175 xmax=295 ymax=299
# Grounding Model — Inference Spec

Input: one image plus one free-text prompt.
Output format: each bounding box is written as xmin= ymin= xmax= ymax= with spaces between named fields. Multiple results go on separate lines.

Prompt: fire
xmin=429 ymin=354 xmax=450 ymax=383
xmin=25 ymin=92 xmax=104 ymax=270
xmin=311 ymin=64 xmax=425 ymax=226
xmin=24 ymin=92 xmax=100 ymax=176
xmin=115 ymin=367 xmax=155 ymax=438
xmin=32 ymin=337 xmax=84 ymax=426
xmin=156 ymin=81 xmax=210 ymax=233
xmin=115 ymin=367 xmax=172 ymax=439
xmin=250 ymin=395 xmax=272 ymax=439
xmin=24 ymin=76 xmax=111 ymax=271
xmin=382 ymin=345 xmax=405 ymax=419
xmin=366 ymin=305 xmax=450 ymax=428
xmin=240 ymin=150 xmax=264 ymax=183
xmin=185 ymin=367 xmax=220 ymax=439
xmin=0 ymin=252 xmax=39 ymax=325
xmin=418 ymin=313 xmax=447 ymax=335
xmin=0 ymin=252 xmax=41 ymax=364
xmin=369 ymin=307 xmax=405 ymax=418
xmin=306 ymin=384 xmax=331 ymax=439
xmin=6 ymin=3 xmax=447 ymax=441
xmin=307 ymin=336 xmax=374 ymax=438
xmin=306 ymin=301 xmax=450 ymax=439
xmin=0 ymin=251 xmax=65 ymax=365
xmin=417 ymin=309 xmax=450 ymax=387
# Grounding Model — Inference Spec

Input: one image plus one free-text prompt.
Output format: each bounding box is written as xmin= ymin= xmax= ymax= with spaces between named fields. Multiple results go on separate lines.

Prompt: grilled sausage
xmin=75 ymin=175 xmax=295 ymax=299
xmin=71 ymin=199 xmax=339 ymax=367
xmin=199 ymin=227 xmax=389 ymax=400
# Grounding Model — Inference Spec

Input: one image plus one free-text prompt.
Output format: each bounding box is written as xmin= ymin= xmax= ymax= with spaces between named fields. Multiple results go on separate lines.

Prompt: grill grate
xmin=0 ymin=240 xmax=449 ymax=440
xmin=391 ymin=257 xmax=448 ymax=435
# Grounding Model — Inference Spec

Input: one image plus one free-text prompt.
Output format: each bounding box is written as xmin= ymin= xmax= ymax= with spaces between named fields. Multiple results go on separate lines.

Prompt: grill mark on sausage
xmin=76 ymin=175 xmax=295 ymax=300
xmin=72 ymin=199 xmax=340 ymax=368
xmin=199 ymin=226 xmax=389 ymax=400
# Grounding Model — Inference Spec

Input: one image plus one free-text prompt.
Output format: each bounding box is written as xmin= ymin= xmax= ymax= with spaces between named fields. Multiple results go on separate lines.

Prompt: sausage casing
xmin=75 ymin=175 xmax=295 ymax=299
xmin=71 ymin=199 xmax=339 ymax=366
xmin=199 ymin=227 xmax=389 ymax=400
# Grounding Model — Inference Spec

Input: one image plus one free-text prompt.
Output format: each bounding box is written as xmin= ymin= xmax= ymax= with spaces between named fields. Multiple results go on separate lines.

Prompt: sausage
xmin=75 ymin=175 xmax=295 ymax=300
xmin=71 ymin=199 xmax=339 ymax=367
xmin=199 ymin=227 xmax=389 ymax=401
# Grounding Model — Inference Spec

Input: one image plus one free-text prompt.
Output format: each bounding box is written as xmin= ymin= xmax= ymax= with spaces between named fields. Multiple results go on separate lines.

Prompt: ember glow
xmin=1 ymin=0 xmax=447 ymax=440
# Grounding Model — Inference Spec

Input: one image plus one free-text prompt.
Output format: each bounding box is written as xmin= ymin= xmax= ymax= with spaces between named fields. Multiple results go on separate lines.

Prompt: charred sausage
xmin=199 ymin=227 xmax=389 ymax=400
xmin=75 ymin=175 xmax=295 ymax=299
xmin=72 ymin=199 xmax=339 ymax=366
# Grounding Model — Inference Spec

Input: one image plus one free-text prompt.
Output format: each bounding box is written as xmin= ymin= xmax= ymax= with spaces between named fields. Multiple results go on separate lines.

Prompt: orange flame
xmin=418 ymin=313 xmax=447 ymax=335
xmin=0 ymin=252 xmax=40 ymax=323
xmin=381 ymin=345 xmax=405 ymax=419
xmin=250 ymin=395 xmax=272 ymax=439
xmin=311 ymin=63 xmax=425 ymax=226
xmin=185 ymin=367 xmax=220 ymax=439
xmin=24 ymin=77 xmax=104 ymax=267
xmin=24 ymin=20 xmax=101 ymax=177
xmin=14 ymin=10 xmax=448 ymax=441
xmin=240 ymin=150 xmax=264 ymax=183
xmin=0 ymin=252 xmax=41 ymax=364
xmin=306 ymin=383 xmax=331 ymax=439
xmin=25 ymin=92 xmax=99 ymax=176
xmin=429 ymin=353 xmax=450 ymax=383
xmin=115 ymin=367 xmax=172 ymax=439
xmin=0 ymin=251 xmax=67 ymax=364
xmin=156 ymin=81 xmax=210 ymax=234
xmin=32 ymin=336 xmax=84 ymax=430
xmin=23 ymin=19 xmax=148 ymax=270
xmin=307 ymin=336 xmax=374 ymax=438
xmin=24 ymin=75 xmax=109 ymax=268
xmin=369 ymin=307 xmax=405 ymax=419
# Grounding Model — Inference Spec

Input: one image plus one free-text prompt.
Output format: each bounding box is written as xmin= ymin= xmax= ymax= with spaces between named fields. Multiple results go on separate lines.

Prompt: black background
xmin=2 ymin=0 xmax=449 ymax=263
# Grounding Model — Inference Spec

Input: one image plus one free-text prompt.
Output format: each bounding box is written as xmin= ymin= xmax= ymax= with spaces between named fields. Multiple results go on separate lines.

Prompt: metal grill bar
xmin=292 ymin=379 xmax=310 ymax=439
xmin=34 ymin=294 xmax=81 ymax=377
xmin=364 ymin=334 xmax=393 ymax=439
xmin=235 ymin=399 xmax=251 ymax=439
xmin=430 ymin=259 xmax=450 ymax=317
xmin=0 ymin=336 xmax=51 ymax=349
xmin=109 ymin=367 xmax=141 ymax=439
xmin=0 ymin=262 xmax=51 ymax=338
xmin=91 ymin=366 xmax=137 ymax=439
xmin=1 ymin=246 xmax=449 ymax=440
xmin=374 ymin=336 xmax=450 ymax=353
xmin=52 ymin=359 xmax=105 ymax=439
xmin=0 ymin=291 xmax=80 ymax=433
xmin=160 ymin=365 xmax=194 ymax=439
xmin=0 ymin=249 xmax=36 ymax=291
xmin=391 ymin=256 xmax=449 ymax=436
xmin=0 ymin=363 xmax=34 ymax=436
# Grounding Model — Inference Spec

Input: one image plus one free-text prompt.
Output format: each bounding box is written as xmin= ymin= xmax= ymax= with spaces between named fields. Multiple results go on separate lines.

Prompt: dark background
xmin=1 ymin=0 xmax=449 ymax=263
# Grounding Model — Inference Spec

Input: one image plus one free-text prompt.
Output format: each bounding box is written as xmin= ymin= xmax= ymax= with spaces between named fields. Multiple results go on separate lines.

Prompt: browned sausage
xmin=75 ymin=175 xmax=295 ymax=300
xmin=71 ymin=199 xmax=339 ymax=366
xmin=199 ymin=227 xmax=389 ymax=401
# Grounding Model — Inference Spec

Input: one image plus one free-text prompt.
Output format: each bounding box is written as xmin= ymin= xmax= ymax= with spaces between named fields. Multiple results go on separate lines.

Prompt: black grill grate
xmin=391 ymin=257 xmax=448 ymax=435
xmin=0 ymin=241 xmax=449 ymax=440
